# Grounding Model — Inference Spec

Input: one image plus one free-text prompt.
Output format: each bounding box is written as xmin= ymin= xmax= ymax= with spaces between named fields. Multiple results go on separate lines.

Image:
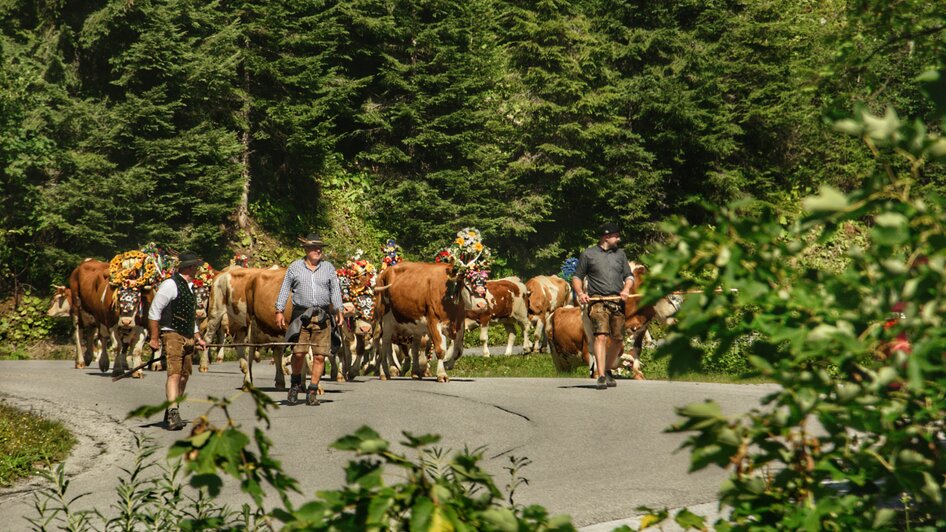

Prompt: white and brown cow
xmin=200 ymin=266 xmax=261 ymax=373
xmin=107 ymin=285 xmax=151 ymax=378
xmin=373 ymin=262 xmax=488 ymax=382
xmin=464 ymin=277 xmax=531 ymax=357
xmin=524 ymin=275 xmax=572 ymax=352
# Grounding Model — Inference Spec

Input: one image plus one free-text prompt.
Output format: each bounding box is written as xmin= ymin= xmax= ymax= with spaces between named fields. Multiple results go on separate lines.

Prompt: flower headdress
xmin=109 ymin=243 xmax=178 ymax=288
xmin=434 ymin=227 xmax=493 ymax=281
xmin=337 ymin=250 xmax=377 ymax=300
xmin=192 ymin=263 xmax=217 ymax=288
xmin=380 ymin=238 xmax=403 ymax=270
xmin=231 ymin=254 xmax=250 ymax=268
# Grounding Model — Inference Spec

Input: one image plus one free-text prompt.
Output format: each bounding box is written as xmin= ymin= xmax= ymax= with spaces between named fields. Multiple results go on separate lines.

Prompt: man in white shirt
xmin=148 ymin=251 xmax=207 ymax=430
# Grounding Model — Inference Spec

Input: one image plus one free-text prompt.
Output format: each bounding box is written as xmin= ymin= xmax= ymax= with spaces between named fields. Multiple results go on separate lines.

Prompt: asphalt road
xmin=0 ymin=360 xmax=776 ymax=529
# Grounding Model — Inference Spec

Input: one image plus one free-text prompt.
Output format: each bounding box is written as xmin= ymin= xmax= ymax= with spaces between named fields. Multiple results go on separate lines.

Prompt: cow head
xmin=194 ymin=284 xmax=211 ymax=320
xmin=352 ymin=293 xmax=376 ymax=336
xmin=461 ymin=270 xmax=489 ymax=312
xmin=47 ymin=286 xmax=72 ymax=318
xmin=116 ymin=287 xmax=142 ymax=328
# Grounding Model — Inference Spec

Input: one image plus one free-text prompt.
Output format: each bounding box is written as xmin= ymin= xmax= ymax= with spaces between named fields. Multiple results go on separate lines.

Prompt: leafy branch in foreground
xmin=30 ymin=384 xmax=575 ymax=531
xmin=634 ymin=69 xmax=946 ymax=531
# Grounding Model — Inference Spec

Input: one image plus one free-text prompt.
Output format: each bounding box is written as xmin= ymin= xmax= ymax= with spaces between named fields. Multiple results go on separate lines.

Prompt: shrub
xmin=30 ymin=388 xmax=576 ymax=531
xmin=637 ymin=70 xmax=946 ymax=529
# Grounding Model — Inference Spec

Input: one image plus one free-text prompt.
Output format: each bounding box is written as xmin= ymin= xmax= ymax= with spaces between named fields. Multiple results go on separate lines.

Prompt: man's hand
xmin=149 ymin=336 xmax=160 ymax=351
xmin=196 ymin=336 xmax=207 ymax=351
xmin=335 ymin=312 xmax=343 ymax=326
xmin=619 ymin=290 xmax=631 ymax=301
xmin=577 ymin=292 xmax=590 ymax=305
xmin=275 ymin=311 xmax=286 ymax=330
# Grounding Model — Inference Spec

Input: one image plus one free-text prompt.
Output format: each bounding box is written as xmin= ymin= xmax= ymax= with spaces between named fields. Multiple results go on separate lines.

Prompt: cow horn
xmin=53 ymin=284 xmax=65 ymax=290
xmin=374 ymin=283 xmax=392 ymax=292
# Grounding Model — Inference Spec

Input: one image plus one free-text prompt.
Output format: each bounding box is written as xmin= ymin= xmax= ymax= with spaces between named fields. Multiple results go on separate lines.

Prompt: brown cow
xmin=464 ymin=277 xmax=531 ymax=357
xmin=64 ymin=259 xmax=152 ymax=377
xmin=47 ymin=283 xmax=104 ymax=368
xmin=524 ymin=275 xmax=572 ymax=352
xmin=548 ymin=262 xmax=677 ymax=379
xmin=374 ymin=261 xmax=488 ymax=382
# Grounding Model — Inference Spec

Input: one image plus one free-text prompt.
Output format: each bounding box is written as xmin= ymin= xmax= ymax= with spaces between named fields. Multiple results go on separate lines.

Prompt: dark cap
xmin=297 ymin=233 xmax=329 ymax=248
xmin=177 ymin=251 xmax=202 ymax=269
xmin=598 ymin=222 xmax=621 ymax=237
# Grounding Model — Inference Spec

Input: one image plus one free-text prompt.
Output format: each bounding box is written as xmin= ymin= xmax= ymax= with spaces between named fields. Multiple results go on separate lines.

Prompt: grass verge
xmin=448 ymin=352 xmax=771 ymax=384
xmin=0 ymin=401 xmax=76 ymax=487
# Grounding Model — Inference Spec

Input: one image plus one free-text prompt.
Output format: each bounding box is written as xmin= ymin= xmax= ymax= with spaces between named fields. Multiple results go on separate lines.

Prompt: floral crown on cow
xmin=108 ymin=242 xmax=178 ymax=289
xmin=434 ymin=227 xmax=492 ymax=282
xmin=192 ymin=263 xmax=217 ymax=288
xmin=336 ymin=249 xmax=377 ymax=300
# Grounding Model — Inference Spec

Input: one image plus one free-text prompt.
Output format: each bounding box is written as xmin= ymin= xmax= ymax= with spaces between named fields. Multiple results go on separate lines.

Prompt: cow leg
xmin=379 ymin=315 xmax=396 ymax=380
xmin=628 ymin=327 xmax=646 ymax=380
xmin=130 ymin=329 xmax=145 ymax=378
xmin=427 ymin=319 xmax=451 ymax=383
xmin=100 ymin=328 xmax=116 ymax=373
xmin=522 ymin=316 xmax=533 ymax=353
xmin=112 ymin=337 xmax=127 ymax=377
xmin=279 ymin=348 xmax=291 ymax=388
xmin=240 ymin=344 xmax=254 ymax=390
xmin=94 ymin=325 xmax=109 ymax=368
xmin=532 ymin=315 xmax=546 ymax=353
xmin=503 ymin=321 xmax=517 ymax=356
xmin=348 ymin=336 xmax=363 ymax=381
xmin=274 ymin=348 xmax=287 ymax=389
xmin=536 ymin=314 xmax=552 ymax=353
xmin=329 ymin=342 xmax=340 ymax=382
xmin=390 ymin=343 xmax=404 ymax=377
xmin=520 ymin=315 xmax=532 ymax=354
xmin=479 ymin=318 xmax=490 ymax=357
xmin=73 ymin=315 xmax=86 ymax=369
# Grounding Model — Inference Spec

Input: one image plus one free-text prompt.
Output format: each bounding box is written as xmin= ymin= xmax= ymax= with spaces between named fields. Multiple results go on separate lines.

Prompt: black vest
xmin=159 ymin=274 xmax=196 ymax=334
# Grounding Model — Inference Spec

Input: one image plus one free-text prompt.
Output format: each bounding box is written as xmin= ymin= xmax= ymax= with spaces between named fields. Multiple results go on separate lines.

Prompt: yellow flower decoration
xmin=455 ymin=237 xmax=465 ymax=245
xmin=474 ymin=242 xmax=483 ymax=251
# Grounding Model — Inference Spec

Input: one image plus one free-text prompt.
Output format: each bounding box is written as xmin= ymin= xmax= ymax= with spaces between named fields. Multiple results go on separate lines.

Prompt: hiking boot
xmin=306 ymin=386 xmax=320 ymax=406
xmin=288 ymin=385 xmax=302 ymax=405
xmin=595 ymin=376 xmax=607 ymax=390
xmin=166 ymin=408 xmax=184 ymax=431
xmin=606 ymin=371 xmax=617 ymax=388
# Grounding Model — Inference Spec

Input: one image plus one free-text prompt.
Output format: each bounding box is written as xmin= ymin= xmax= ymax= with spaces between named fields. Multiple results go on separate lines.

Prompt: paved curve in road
xmin=0 ymin=360 xmax=775 ymax=529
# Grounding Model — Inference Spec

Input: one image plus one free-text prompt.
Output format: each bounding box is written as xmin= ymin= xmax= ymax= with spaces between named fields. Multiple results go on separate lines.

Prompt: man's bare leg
xmin=594 ymin=334 xmax=609 ymax=379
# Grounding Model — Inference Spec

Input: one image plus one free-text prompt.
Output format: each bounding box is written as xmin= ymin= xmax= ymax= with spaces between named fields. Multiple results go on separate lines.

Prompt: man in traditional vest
xmin=275 ymin=233 xmax=344 ymax=406
xmin=148 ymin=251 xmax=207 ymax=430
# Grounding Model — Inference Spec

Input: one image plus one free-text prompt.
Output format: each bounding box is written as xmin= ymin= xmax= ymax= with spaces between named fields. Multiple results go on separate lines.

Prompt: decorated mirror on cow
xmin=192 ymin=263 xmax=216 ymax=318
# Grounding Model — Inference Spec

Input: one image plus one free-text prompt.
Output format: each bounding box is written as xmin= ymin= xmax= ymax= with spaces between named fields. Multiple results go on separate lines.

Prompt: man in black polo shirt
xmin=572 ymin=223 xmax=635 ymax=390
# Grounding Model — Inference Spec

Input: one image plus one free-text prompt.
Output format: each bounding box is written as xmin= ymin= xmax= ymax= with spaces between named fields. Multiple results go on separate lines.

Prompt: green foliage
xmin=0 ymin=292 xmax=66 ymax=346
xmin=636 ymin=62 xmax=946 ymax=528
xmin=5 ymin=0 xmax=936 ymax=289
xmin=32 ymin=386 xmax=576 ymax=530
xmin=0 ymin=402 xmax=75 ymax=487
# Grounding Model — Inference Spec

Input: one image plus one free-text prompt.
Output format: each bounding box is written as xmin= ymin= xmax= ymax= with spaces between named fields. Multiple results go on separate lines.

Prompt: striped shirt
xmin=275 ymin=259 xmax=344 ymax=312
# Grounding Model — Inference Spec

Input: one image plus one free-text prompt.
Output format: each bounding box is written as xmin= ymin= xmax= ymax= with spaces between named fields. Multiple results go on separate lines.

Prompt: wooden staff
xmin=585 ymin=288 xmax=737 ymax=302
xmin=112 ymin=355 xmax=165 ymax=381
xmin=201 ymin=342 xmax=325 ymax=348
